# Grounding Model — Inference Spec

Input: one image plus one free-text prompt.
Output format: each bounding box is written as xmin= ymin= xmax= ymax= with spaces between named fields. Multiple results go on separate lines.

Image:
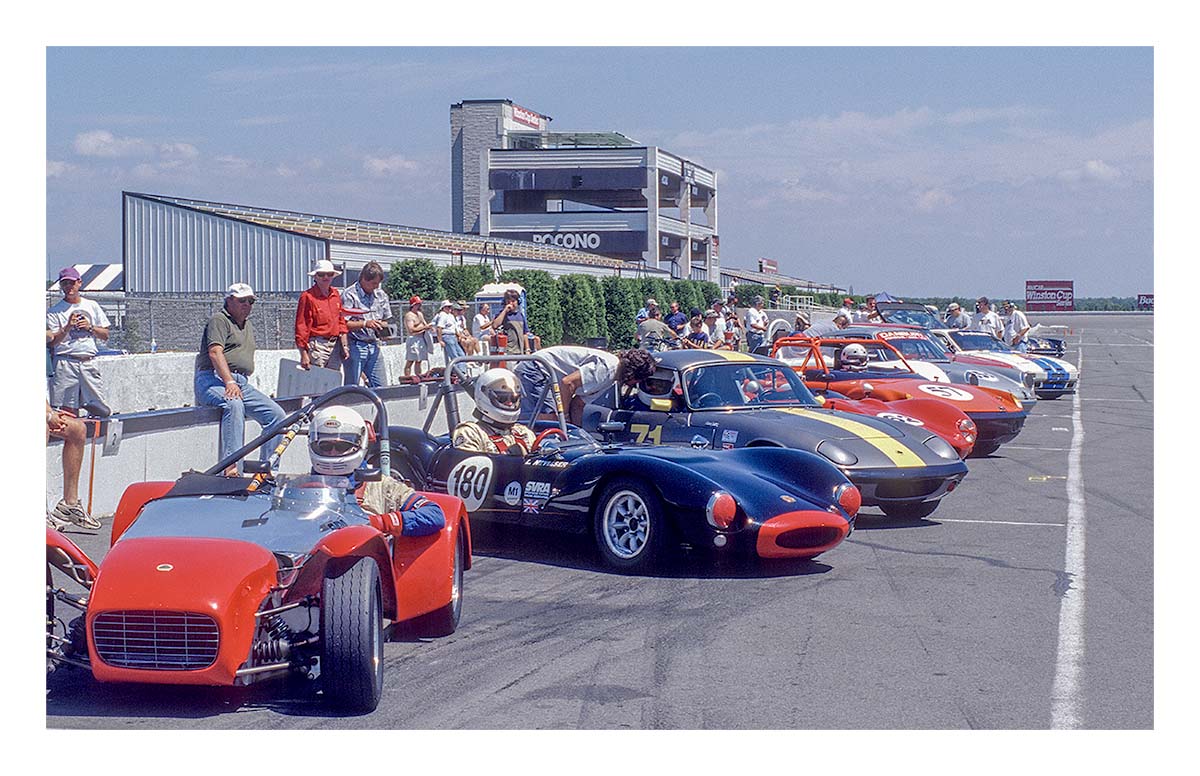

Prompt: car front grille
xmin=92 ymin=610 xmax=220 ymax=671
xmin=774 ymin=526 xmax=846 ymax=550
xmin=876 ymin=478 xmax=942 ymax=499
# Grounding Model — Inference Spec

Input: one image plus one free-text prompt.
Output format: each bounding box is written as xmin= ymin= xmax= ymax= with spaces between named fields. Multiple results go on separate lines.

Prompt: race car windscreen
xmin=950 ymin=331 xmax=1010 ymax=353
xmin=877 ymin=332 xmax=950 ymax=361
xmin=878 ymin=306 xmax=942 ymax=329
xmin=682 ymin=363 xmax=820 ymax=410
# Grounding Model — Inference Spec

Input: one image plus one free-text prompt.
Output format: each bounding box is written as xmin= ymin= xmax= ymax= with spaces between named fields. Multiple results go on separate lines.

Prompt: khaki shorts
xmin=308 ymin=336 xmax=344 ymax=369
xmin=51 ymin=357 xmax=111 ymax=416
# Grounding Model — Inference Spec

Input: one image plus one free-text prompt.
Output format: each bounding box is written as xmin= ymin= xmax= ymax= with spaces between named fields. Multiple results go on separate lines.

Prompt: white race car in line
xmin=930 ymin=329 xmax=1079 ymax=399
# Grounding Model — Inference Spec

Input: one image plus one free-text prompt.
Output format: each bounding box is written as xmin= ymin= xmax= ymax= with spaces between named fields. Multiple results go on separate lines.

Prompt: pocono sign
xmin=1025 ymin=280 xmax=1075 ymax=312
xmin=531 ymin=232 xmax=602 ymax=250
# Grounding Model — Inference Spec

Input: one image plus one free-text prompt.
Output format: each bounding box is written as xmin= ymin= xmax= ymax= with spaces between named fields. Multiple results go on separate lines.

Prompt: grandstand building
xmin=122 ymin=191 xmax=667 ymax=295
xmin=451 ymin=99 xmax=719 ymax=282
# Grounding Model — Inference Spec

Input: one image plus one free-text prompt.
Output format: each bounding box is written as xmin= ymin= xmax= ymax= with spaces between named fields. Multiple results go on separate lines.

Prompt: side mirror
xmin=242 ymin=460 xmax=271 ymax=474
xmin=598 ymin=421 xmax=625 ymax=435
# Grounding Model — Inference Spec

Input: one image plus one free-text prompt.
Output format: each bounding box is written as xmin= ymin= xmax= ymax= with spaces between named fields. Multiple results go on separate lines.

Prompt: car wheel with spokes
xmin=594 ymin=479 xmax=667 ymax=573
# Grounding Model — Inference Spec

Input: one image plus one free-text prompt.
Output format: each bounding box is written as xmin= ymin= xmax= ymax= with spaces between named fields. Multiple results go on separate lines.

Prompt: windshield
xmin=950 ymin=331 xmax=1011 ymax=353
xmin=874 ymin=331 xmax=950 ymax=362
xmin=878 ymin=306 xmax=942 ymax=329
xmin=682 ymin=363 xmax=819 ymax=410
xmin=120 ymin=474 xmax=371 ymax=555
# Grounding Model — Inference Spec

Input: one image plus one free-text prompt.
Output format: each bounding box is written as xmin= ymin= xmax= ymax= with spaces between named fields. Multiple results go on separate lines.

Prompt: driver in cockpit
xmin=452 ymin=368 xmax=537 ymax=456
xmin=309 ymin=405 xmax=445 ymax=536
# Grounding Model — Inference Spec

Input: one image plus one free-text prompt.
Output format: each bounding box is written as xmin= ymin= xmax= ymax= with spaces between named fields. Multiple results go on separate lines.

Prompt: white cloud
xmin=914 ymin=188 xmax=955 ymax=212
xmin=47 ymin=160 xmax=74 ymax=178
xmin=235 ymin=115 xmax=291 ymax=127
xmin=363 ymin=154 xmax=420 ymax=176
xmin=73 ymin=129 xmax=153 ymax=157
xmin=159 ymin=142 xmax=199 ymax=160
xmin=1057 ymin=159 xmax=1123 ymax=183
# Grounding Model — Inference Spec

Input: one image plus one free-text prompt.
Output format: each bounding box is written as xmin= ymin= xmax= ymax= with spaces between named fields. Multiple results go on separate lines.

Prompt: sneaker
xmin=50 ymin=500 xmax=101 ymax=530
xmin=46 ymin=511 xmax=69 ymax=531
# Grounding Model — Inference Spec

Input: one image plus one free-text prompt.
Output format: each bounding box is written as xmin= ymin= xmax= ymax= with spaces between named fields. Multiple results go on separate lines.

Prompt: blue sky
xmin=46 ymin=46 xmax=1153 ymax=298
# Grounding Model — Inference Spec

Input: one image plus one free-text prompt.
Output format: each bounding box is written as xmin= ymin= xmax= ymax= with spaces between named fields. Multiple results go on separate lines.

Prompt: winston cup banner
xmin=1025 ymin=280 xmax=1074 ymax=312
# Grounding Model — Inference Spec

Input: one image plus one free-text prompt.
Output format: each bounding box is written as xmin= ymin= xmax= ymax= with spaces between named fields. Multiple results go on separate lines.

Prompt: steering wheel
xmin=531 ymin=427 xmax=568 ymax=452
xmin=695 ymin=392 xmax=725 ymax=409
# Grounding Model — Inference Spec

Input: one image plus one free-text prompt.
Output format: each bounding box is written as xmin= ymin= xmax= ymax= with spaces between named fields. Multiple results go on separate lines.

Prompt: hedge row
xmin=382 ymin=259 xmax=729 ymax=349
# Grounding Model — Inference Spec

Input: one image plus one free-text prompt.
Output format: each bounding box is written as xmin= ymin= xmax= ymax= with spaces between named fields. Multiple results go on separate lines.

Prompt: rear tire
xmin=321 ymin=558 xmax=384 ymax=713
xmin=593 ymin=479 xmax=668 ymax=573
xmin=413 ymin=525 xmax=465 ymax=637
xmin=880 ymin=500 xmax=940 ymax=520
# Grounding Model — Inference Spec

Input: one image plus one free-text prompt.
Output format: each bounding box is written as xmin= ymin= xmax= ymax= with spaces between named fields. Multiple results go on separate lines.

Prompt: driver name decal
xmin=448 ymin=456 xmax=495 ymax=511
xmin=917 ymin=384 xmax=973 ymax=402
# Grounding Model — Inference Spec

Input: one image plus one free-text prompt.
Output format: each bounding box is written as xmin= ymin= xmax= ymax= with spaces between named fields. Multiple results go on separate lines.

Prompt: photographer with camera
xmin=46 ymin=267 xmax=111 ymax=418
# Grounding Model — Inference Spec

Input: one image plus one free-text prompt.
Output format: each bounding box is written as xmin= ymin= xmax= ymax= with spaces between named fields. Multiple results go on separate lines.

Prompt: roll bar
xmin=428 ymin=354 xmax=569 ymax=438
xmin=205 ymin=385 xmax=390 ymax=477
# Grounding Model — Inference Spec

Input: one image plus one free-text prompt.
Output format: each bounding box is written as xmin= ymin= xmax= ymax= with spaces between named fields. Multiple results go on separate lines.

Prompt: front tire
xmin=593 ymin=479 xmax=668 ymax=573
xmin=321 ymin=558 xmax=384 ymax=713
xmin=880 ymin=500 xmax=940 ymax=520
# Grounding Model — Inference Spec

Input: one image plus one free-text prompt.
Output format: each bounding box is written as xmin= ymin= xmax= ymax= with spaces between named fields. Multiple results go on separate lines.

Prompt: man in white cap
xmin=1001 ymin=301 xmax=1031 ymax=351
xmin=295 ymin=259 xmax=348 ymax=370
xmin=636 ymin=297 xmax=657 ymax=324
xmin=195 ymin=283 xmax=287 ymax=476
xmin=943 ymin=302 xmax=971 ymax=329
xmin=432 ymin=299 xmax=466 ymax=372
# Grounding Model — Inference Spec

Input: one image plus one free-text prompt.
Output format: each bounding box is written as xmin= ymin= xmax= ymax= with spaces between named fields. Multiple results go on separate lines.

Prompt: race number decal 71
xmin=630 ymin=423 xmax=663 ymax=445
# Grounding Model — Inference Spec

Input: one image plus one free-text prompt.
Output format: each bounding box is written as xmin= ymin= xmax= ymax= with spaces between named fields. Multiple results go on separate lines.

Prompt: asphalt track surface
xmin=46 ymin=314 xmax=1152 ymax=730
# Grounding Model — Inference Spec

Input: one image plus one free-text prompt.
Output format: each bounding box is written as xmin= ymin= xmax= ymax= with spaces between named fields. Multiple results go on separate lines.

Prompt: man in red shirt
xmin=295 ymin=259 xmax=349 ymax=370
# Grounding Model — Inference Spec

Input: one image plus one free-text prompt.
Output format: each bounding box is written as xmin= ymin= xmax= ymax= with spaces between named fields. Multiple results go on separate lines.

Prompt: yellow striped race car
xmin=581 ymin=349 xmax=968 ymax=520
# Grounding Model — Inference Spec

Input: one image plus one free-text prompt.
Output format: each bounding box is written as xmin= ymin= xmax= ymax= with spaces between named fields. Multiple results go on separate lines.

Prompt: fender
xmin=47 ymin=526 xmax=98 ymax=585
xmin=389 ymin=494 xmax=472 ymax=623
xmin=110 ymin=481 xmax=174 ymax=546
xmin=288 ymin=526 xmax=398 ymax=619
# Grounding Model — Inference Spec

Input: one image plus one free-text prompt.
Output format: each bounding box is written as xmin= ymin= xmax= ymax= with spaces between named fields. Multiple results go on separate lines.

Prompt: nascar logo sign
xmin=1026 ymin=280 xmax=1074 ymax=312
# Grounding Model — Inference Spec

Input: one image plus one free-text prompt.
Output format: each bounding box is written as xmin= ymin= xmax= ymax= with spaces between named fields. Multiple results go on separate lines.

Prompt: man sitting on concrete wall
xmin=194 ymin=283 xmax=287 ymax=477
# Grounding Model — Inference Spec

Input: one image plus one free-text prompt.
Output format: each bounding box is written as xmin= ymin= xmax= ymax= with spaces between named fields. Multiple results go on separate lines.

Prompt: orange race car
xmin=47 ymin=386 xmax=470 ymax=714
xmin=772 ymin=335 xmax=1029 ymax=457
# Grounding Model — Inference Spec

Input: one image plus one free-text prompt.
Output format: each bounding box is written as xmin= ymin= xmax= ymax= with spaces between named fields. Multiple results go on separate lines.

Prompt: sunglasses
xmin=315 ymin=272 xmax=336 ymax=279
xmin=312 ymin=438 xmax=358 ymax=456
xmin=235 ymin=297 xmax=256 ymax=304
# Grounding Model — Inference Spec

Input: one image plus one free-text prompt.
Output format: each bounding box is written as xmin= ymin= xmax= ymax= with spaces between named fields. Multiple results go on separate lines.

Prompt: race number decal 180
xmin=917 ymin=384 xmax=973 ymax=402
xmin=447 ymin=456 xmax=495 ymax=511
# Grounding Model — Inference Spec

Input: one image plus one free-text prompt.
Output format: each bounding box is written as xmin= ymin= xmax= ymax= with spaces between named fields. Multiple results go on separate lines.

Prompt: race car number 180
xmin=447 ymin=456 xmax=494 ymax=511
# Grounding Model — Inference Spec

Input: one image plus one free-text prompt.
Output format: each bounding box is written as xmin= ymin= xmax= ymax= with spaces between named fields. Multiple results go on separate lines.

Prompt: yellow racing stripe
xmin=708 ymin=350 xmax=756 ymax=362
xmin=775 ymin=407 xmax=926 ymax=468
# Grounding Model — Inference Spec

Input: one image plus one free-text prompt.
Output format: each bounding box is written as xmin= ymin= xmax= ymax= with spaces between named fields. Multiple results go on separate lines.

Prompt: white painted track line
xmin=1051 ymin=340 xmax=1087 ymax=728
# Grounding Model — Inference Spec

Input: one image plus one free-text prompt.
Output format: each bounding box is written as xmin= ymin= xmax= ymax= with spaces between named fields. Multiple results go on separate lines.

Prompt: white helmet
xmin=840 ymin=343 xmax=869 ymax=371
xmin=309 ymin=406 xmax=368 ymax=476
xmin=474 ymin=368 xmax=522 ymax=427
xmin=636 ymin=368 xmax=676 ymax=408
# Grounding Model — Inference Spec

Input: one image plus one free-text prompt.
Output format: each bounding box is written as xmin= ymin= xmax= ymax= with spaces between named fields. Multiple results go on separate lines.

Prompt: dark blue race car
xmin=385 ymin=355 xmax=863 ymax=572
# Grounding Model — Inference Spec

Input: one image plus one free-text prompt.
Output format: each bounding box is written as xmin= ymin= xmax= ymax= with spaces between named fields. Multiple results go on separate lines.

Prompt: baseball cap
xmin=947 ymin=302 xmax=960 ymax=311
xmin=58 ymin=267 xmax=82 ymax=282
xmin=226 ymin=282 xmax=255 ymax=299
xmin=646 ymin=298 xmax=657 ymax=306
xmin=409 ymin=295 xmax=422 ymax=305
xmin=977 ymin=296 xmax=990 ymax=304
xmin=843 ymin=297 xmax=854 ymax=305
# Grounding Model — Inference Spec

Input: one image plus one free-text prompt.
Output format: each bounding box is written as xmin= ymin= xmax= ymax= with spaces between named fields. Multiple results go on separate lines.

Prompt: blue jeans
xmin=443 ymin=333 xmax=467 ymax=377
xmin=746 ymin=331 xmax=765 ymax=353
xmin=194 ymin=371 xmax=287 ymax=469
xmin=344 ymin=339 xmax=386 ymax=387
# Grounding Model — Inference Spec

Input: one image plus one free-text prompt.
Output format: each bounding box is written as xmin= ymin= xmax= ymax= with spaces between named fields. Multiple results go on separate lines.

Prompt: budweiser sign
xmin=511 ymin=104 xmax=542 ymax=129
xmin=1025 ymin=280 xmax=1075 ymax=312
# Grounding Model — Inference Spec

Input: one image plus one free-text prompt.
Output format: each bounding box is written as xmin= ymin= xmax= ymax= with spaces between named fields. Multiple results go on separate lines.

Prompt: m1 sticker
xmin=448 ymin=456 xmax=495 ymax=511
xmin=503 ymin=481 xmax=523 ymax=506
xmin=876 ymin=412 xmax=925 ymax=427
xmin=917 ymin=384 xmax=973 ymax=402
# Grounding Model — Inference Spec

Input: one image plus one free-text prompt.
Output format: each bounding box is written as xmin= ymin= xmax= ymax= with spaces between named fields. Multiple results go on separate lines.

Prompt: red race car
xmin=772 ymin=335 xmax=1028 ymax=457
xmin=46 ymin=385 xmax=471 ymax=714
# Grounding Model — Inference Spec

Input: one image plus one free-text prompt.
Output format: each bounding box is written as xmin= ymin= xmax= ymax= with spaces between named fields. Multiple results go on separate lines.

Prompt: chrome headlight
xmin=1022 ymin=372 xmax=1035 ymax=387
xmin=817 ymin=441 xmax=858 ymax=467
xmin=923 ymin=435 xmax=959 ymax=460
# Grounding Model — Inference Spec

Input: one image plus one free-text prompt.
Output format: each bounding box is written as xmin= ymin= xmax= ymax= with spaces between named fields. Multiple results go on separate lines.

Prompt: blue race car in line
xmin=384 ymin=354 xmax=862 ymax=573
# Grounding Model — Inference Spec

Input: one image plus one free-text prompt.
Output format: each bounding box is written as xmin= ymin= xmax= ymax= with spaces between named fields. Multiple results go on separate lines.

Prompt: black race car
xmin=385 ymin=355 xmax=862 ymax=572
xmin=581 ymin=349 xmax=970 ymax=520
